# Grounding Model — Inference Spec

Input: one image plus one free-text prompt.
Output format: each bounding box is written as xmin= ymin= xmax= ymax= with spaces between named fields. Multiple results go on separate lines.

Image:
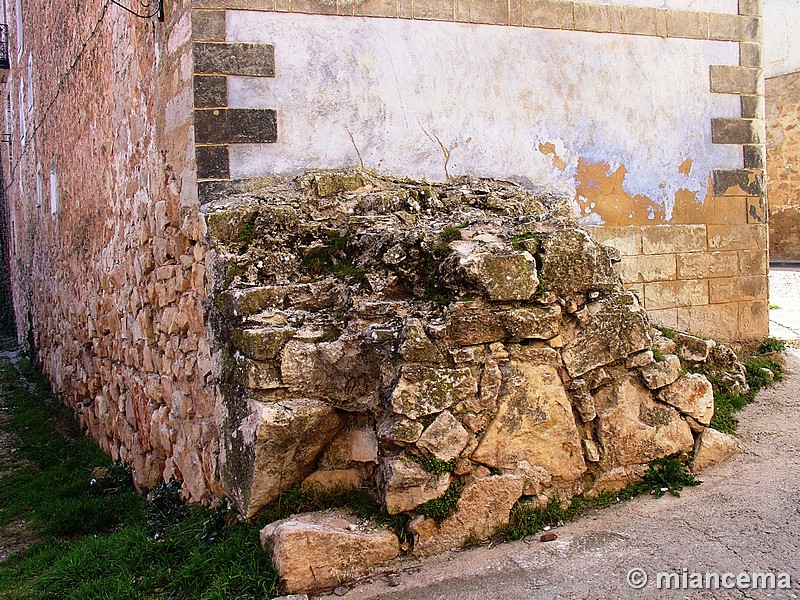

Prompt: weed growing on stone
xmin=510 ymin=232 xmax=539 ymax=252
xmin=658 ymin=327 xmax=678 ymax=339
xmin=416 ymin=455 xmax=457 ymax=474
xmin=635 ymin=453 xmax=701 ymax=498
xmin=707 ymin=350 xmax=784 ymax=434
xmin=504 ymin=454 xmax=700 ymax=541
xmin=758 ymin=337 xmax=787 ymax=354
xmin=418 ymin=482 xmax=462 ymax=519
xmin=236 ymin=211 xmax=258 ymax=245
xmin=652 ymin=348 xmax=665 ymax=362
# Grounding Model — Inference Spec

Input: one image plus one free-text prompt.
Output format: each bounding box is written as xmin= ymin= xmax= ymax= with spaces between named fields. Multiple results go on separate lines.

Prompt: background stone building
xmin=764 ymin=0 xmax=799 ymax=262
xmin=0 ymin=0 xmax=770 ymax=502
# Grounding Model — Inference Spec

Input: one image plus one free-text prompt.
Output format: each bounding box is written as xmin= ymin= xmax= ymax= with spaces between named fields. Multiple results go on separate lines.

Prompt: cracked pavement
xmin=322 ymin=347 xmax=800 ymax=600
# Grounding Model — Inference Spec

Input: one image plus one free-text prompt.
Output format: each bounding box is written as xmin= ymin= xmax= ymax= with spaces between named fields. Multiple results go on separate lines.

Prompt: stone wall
xmin=191 ymin=0 xmax=769 ymax=341
xmin=204 ymin=171 xmax=746 ymax=593
xmin=765 ymin=70 xmax=800 ymax=262
xmin=1 ymin=0 xmax=222 ymax=501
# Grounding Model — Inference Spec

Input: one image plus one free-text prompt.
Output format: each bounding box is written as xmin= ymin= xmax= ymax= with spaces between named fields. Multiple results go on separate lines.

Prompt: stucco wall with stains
xmin=193 ymin=0 xmax=768 ymax=340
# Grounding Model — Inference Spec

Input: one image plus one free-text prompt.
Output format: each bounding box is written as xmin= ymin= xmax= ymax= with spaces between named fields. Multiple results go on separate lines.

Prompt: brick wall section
xmin=591 ymin=224 xmax=768 ymax=341
xmin=2 ymin=0 xmax=222 ymax=501
xmin=765 ymin=70 xmax=800 ymax=261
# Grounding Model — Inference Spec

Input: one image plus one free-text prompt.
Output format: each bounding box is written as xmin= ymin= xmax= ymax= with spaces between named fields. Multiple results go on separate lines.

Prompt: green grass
xmin=0 ymin=351 xmax=414 ymax=598
xmin=418 ymin=482 xmax=462 ymax=520
xmin=415 ymin=455 xmax=456 ymax=474
xmin=0 ymin=354 xmax=280 ymax=600
xmin=708 ymin=352 xmax=783 ymax=434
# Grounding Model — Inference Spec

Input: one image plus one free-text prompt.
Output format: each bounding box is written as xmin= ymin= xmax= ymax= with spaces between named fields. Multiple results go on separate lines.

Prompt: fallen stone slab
xmin=691 ymin=427 xmax=742 ymax=472
xmin=658 ymin=373 xmax=715 ymax=426
xmin=260 ymin=509 xmax=400 ymax=594
xmin=408 ymin=474 xmax=523 ymax=556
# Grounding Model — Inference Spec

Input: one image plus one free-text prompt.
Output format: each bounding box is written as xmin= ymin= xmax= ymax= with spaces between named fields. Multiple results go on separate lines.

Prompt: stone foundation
xmin=204 ymin=170 xmax=745 ymax=592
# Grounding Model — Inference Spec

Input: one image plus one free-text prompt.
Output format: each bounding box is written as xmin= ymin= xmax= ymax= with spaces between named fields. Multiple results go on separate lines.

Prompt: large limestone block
xmin=595 ymin=376 xmax=695 ymax=468
xmin=658 ymin=373 xmax=715 ymax=426
xmin=471 ymin=362 xmax=586 ymax=482
xmin=281 ymin=338 xmax=386 ymax=412
xmin=539 ymin=228 xmax=621 ymax=296
xmin=260 ymin=509 xmax=400 ymax=593
xmin=640 ymin=354 xmax=682 ymax=389
xmin=445 ymin=301 xmax=507 ymax=346
xmin=416 ymin=411 xmax=470 ymax=461
xmin=409 ymin=475 xmax=523 ymax=556
xmin=454 ymin=249 xmax=539 ymax=301
xmin=690 ymin=428 xmax=741 ymax=472
xmin=242 ymin=399 xmax=345 ymax=517
xmin=231 ymin=326 xmax=295 ymax=361
xmin=562 ymin=292 xmax=652 ymax=377
xmin=390 ymin=364 xmax=478 ymax=419
xmin=379 ymin=458 xmax=451 ymax=515
xmin=502 ymin=305 xmax=562 ymax=341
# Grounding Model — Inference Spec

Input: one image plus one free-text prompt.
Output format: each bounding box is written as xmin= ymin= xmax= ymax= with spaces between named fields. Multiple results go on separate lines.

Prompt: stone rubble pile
xmin=203 ymin=170 xmax=744 ymax=593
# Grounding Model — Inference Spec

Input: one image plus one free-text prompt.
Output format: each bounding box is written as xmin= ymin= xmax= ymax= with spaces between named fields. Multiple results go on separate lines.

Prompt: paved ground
xmin=324 ymin=268 xmax=800 ymax=600
xmin=770 ymin=267 xmax=800 ymax=341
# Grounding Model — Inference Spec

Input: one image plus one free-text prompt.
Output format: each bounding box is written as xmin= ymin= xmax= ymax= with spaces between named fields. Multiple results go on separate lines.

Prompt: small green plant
xmin=652 ymin=348 xmax=665 ymax=362
xmin=439 ymin=225 xmax=463 ymax=244
xmin=321 ymin=326 xmax=342 ymax=343
xmin=635 ymin=453 xmax=700 ymax=498
xmin=758 ymin=337 xmax=787 ymax=354
xmin=658 ymin=327 xmax=677 ymax=340
xmin=418 ymin=482 xmax=462 ymax=519
xmin=536 ymin=273 xmax=548 ymax=296
xmin=510 ymin=232 xmax=539 ymax=252
xmin=769 ymin=303 xmax=781 ymax=310
xmin=416 ymin=455 xmax=457 ymax=474
xmin=146 ymin=478 xmax=187 ymax=535
xmin=236 ymin=211 xmax=258 ymax=244
xmin=424 ymin=286 xmax=455 ymax=306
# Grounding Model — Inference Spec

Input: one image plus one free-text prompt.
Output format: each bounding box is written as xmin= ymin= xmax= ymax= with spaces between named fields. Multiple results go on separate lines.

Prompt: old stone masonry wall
xmin=205 ymin=170 xmax=743 ymax=589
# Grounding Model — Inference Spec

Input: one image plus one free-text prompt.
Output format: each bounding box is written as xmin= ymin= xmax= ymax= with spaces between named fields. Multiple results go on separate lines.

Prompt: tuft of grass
xmin=504 ymin=454 xmax=700 ymax=541
xmin=236 ymin=211 xmax=258 ymax=244
xmin=416 ymin=455 xmax=457 ymax=474
xmin=418 ymin=482 xmax=462 ymax=520
xmin=423 ymin=286 xmax=455 ymax=307
xmin=652 ymin=347 xmax=665 ymax=362
xmin=758 ymin=337 xmax=787 ymax=354
xmin=709 ymin=352 xmax=783 ymax=434
xmin=634 ymin=453 xmax=700 ymax=498
xmin=510 ymin=232 xmax=539 ymax=252
xmin=658 ymin=327 xmax=677 ymax=340
xmin=438 ymin=225 xmax=463 ymax=244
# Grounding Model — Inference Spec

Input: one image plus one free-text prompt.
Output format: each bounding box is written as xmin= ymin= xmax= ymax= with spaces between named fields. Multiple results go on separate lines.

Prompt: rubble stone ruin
xmin=204 ymin=170 xmax=744 ymax=592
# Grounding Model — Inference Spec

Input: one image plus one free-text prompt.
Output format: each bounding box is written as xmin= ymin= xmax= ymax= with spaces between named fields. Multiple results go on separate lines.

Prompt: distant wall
xmin=764 ymin=0 xmax=800 ymax=262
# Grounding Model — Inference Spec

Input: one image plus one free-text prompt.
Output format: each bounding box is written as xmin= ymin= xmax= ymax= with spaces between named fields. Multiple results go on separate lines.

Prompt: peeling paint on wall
xmin=224 ymin=13 xmax=741 ymax=223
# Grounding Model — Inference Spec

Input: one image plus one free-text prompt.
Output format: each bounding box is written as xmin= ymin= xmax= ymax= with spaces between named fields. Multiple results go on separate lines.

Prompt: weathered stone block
xmin=595 ymin=376 xmax=694 ymax=468
xmin=587 ymin=226 xmax=642 ymax=256
xmin=445 ymin=302 xmax=507 ymax=346
xmin=641 ymin=224 xmax=706 ymax=254
xmin=710 ymin=65 xmax=760 ymax=94
xmin=658 ymin=373 xmax=715 ymax=426
xmin=709 ymin=275 xmax=768 ymax=303
xmin=640 ymin=354 xmax=681 ymax=389
xmin=540 ymin=228 xmax=620 ymax=296
xmin=239 ymin=399 xmax=346 ymax=517
xmin=707 ymin=224 xmax=767 ymax=251
xmin=194 ymin=108 xmax=278 ymax=144
xmin=301 ymin=468 xmax=362 ymax=492
xmin=409 ymin=475 xmax=523 ymax=556
xmin=196 ymin=145 xmax=230 ymax=180
xmin=192 ymin=10 xmax=226 ymax=41
xmin=416 ymin=411 xmax=470 ymax=462
xmin=194 ymin=75 xmax=228 ymax=108
xmin=712 ymin=169 xmax=766 ymax=196
xmin=643 ymin=279 xmax=708 ymax=310
xmin=377 ymin=416 xmax=424 ymax=444
xmin=390 ymin=364 xmax=478 ymax=419
xmin=617 ymin=254 xmax=676 ymax=284
xmin=522 ymin=0 xmax=574 ymax=29
xmin=690 ymin=428 xmax=741 ymax=472
xmin=711 ymin=120 xmax=764 ymax=145
xmin=400 ymin=318 xmax=444 ymax=363
xmin=676 ymin=251 xmax=738 ymax=280
xmin=562 ymin=292 xmax=651 ymax=377
xmin=502 ymin=305 xmax=561 ymax=340
xmin=261 ymin=509 xmax=400 ymax=593
xmin=379 ymin=458 xmax=451 ymax=514
xmin=455 ymin=250 xmax=539 ymax=301
xmin=675 ymin=332 xmax=715 ymax=362
xmin=472 ymin=362 xmax=586 ymax=482
xmin=194 ymin=42 xmax=276 ymax=76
